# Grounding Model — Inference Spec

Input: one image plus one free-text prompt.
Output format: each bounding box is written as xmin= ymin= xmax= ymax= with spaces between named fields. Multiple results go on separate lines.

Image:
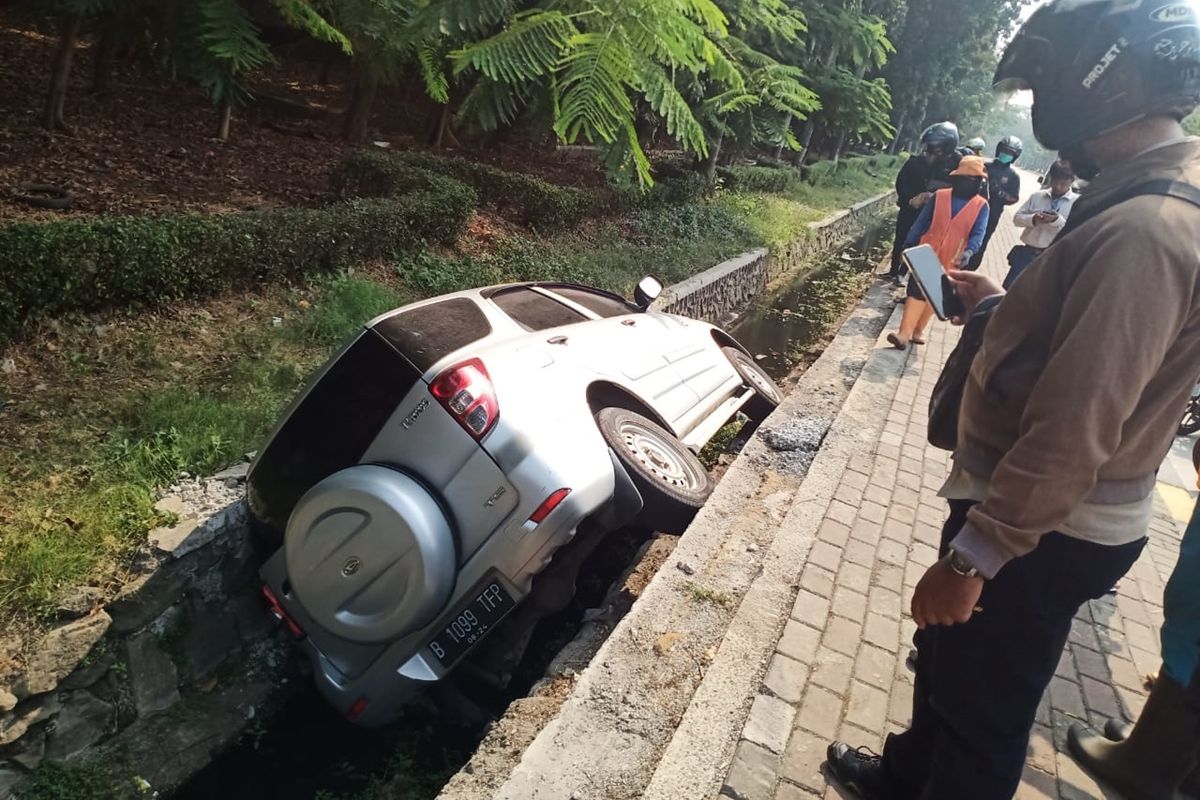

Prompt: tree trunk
xmin=318 ymin=57 xmax=336 ymax=86
xmin=217 ymin=101 xmax=232 ymax=141
xmin=702 ymin=132 xmax=723 ymax=181
xmin=890 ymin=109 xmax=909 ymax=154
xmin=44 ymin=13 xmax=82 ymax=131
xmin=832 ymin=129 xmax=847 ymax=164
xmin=796 ymin=119 xmax=817 ymax=164
xmin=92 ymin=20 xmax=117 ymax=94
xmin=432 ymin=102 xmax=451 ymax=148
xmin=342 ymin=68 xmax=377 ymax=143
xmin=773 ymin=112 xmax=792 ymax=161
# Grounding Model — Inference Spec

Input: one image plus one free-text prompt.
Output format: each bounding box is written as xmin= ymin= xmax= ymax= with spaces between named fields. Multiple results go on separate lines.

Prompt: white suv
xmin=248 ymin=278 xmax=780 ymax=725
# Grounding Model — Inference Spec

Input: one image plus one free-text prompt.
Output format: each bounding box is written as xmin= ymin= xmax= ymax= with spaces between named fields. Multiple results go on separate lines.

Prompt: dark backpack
xmin=927 ymin=179 xmax=1200 ymax=452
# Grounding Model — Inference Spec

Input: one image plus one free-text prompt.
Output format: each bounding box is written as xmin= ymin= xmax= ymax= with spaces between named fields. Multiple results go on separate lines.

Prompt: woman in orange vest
xmin=888 ymin=156 xmax=991 ymax=350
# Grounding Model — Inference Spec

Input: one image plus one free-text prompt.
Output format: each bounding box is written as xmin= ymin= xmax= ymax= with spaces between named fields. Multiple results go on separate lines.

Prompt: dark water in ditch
xmin=171 ymin=218 xmax=894 ymax=800
xmin=731 ymin=219 xmax=893 ymax=380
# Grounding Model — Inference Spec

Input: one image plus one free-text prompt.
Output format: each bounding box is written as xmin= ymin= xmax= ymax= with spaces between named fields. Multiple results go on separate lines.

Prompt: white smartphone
xmin=902 ymin=244 xmax=964 ymax=321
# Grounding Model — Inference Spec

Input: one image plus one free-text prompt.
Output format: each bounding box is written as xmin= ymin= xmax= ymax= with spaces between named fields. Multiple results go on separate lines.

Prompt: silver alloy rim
xmin=618 ymin=419 xmax=703 ymax=491
xmin=739 ymin=356 xmax=780 ymax=401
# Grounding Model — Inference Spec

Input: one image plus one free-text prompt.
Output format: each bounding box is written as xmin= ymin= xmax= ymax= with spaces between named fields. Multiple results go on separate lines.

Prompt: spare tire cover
xmin=284 ymin=465 xmax=456 ymax=644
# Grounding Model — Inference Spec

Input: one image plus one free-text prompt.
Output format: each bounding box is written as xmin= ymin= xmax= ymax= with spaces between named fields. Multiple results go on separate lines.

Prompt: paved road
xmin=721 ymin=183 xmax=1190 ymax=800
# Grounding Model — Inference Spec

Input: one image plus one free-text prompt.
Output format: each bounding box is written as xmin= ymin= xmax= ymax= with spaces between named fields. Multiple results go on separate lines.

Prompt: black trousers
xmin=890 ymin=207 xmax=921 ymax=276
xmin=881 ymin=500 xmax=1146 ymax=800
xmin=966 ymin=208 xmax=1003 ymax=271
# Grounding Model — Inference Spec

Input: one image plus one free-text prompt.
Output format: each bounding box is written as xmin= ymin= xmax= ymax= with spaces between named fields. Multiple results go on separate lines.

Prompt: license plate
xmin=427 ymin=577 xmax=516 ymax=667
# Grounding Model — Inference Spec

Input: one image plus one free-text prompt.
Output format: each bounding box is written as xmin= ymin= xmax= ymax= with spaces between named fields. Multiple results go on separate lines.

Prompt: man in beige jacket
xmin=827 ymin=1 xmax=1200 ymax=798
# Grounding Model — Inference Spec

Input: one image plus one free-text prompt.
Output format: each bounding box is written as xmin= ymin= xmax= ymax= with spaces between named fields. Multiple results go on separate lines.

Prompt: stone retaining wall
xmin=0 ymin=463 xmax=288 ymax=798
xmin=653 ymin=190 xmax=896 ymax=326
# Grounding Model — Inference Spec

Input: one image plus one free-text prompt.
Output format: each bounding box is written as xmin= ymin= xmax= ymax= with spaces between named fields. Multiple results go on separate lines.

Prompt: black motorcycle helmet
xmin=994 ymin=0 xmax=1200 ymax=154
xmin=996 ymin=135 xmax=1024 ymax=159
xmin=919 ymin=121 xmax=960 ymax=156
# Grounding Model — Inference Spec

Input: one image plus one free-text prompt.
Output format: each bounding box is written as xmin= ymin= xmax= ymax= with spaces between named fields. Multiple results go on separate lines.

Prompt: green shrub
xmin=294 ymin=275 xmax=406 ymax=346
xmin=717 ymin=165 xmax=805 ymax=195
xmin=14 ymin=762 xmax=133 ymax=800
xmin=335 ymin=149 xmax=591 ymax=229
xmin=0 ymin=185 xmax=476 ymax=343
xmin=803 ymin=160 xmax=836 ymax=185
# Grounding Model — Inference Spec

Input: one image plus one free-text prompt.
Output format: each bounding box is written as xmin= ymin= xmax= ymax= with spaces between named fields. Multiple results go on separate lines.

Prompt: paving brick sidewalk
xmin=720 ymin=201 xmax=1189 ymax=800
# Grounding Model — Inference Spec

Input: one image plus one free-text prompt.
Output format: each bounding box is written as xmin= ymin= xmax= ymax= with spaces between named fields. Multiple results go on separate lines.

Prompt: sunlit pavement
xmin=719 ymin=172 xmax=1185 ymax=800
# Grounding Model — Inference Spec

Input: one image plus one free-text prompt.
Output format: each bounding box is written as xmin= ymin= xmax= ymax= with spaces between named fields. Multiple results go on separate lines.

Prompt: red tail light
xmin=347 ymin=696 xmax=369 ymax=722
xmin=529 ymin=488 xmax=571 ymax=524
xmin=261 ymin=584 xmax=306 ymax=639
xmin=430 ymin=358 xmax=499 ymax=439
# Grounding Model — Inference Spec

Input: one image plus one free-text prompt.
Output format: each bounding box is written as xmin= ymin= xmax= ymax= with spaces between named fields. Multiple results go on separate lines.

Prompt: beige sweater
xmin=951 ymin=139 xmax=1200 ymax=578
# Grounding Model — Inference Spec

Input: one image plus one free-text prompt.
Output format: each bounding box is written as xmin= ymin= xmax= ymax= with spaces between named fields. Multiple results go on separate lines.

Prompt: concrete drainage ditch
xmin=0 ymin=192 xmax=895 ymax=800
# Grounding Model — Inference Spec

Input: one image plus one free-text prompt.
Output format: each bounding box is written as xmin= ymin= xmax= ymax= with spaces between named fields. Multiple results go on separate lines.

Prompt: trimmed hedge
xmin=803 ymin=160 xmax=837 ymax=185
xmin=717 ymin=165 xmax=805 ymax=195
xmin=334 ymin=149 xmax=591 ymax=229
xmin=0 ymin=184 xmax=477 ymax=342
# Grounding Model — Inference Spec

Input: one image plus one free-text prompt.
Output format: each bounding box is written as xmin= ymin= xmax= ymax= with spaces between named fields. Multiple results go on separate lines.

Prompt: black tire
xmin=722 ymin=346 xmax=782 ymax=421
xmin=596 ymin=407 xmax=713 ymax=534
xmin=14 ymin=184 xmax=73 ymax=210
xmin=1180 ymin=400 xmax=1200 ymax=437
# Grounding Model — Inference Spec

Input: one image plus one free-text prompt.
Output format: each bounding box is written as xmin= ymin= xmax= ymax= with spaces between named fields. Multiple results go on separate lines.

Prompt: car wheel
xmin=722 ymin=346 xmax=782 ymax=421
xmin=596 ymin=407 xmax=713 ymax=534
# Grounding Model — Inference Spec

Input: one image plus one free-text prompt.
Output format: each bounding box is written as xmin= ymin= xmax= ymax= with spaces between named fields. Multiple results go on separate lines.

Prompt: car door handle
xmin=622 ymin=319 xmax=637 ymax=327
xmin=547 ymin=335 xmax=569 ymax=345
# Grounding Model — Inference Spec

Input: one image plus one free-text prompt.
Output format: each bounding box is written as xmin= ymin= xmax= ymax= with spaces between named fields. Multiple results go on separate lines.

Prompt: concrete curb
xmin=443 ymin=283 xmax=908 ymax=800
xmin=645 ymin=298 xmax=909 ymax=800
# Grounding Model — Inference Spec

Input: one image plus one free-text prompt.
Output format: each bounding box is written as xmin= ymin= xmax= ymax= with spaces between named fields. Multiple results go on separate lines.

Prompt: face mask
xmin=997 ymin=153 xmax=1015 ymax=165
xmin=952 ymin=177 xmax=980 ymax=198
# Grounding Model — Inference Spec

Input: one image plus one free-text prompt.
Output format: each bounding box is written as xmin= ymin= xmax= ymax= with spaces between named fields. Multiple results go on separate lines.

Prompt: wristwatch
xmin=947 ymin=548 xmax=981 ymax=579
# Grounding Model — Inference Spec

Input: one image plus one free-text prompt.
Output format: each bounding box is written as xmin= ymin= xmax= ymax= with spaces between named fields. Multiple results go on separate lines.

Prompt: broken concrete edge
xmin=650 ymin=191 xmax=896 ymax=328
xmin=0 ymin=461 xmax=292 ymax=800
xmin=436 ymin=279 xmax=902 ymax=800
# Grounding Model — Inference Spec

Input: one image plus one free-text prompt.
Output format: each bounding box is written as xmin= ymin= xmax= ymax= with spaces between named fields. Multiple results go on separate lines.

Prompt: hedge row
xmin=334 ymin=149 xmax=591 ymax=229
xmin=717 ymin=165 xmax=805 ymax=195
xmin=0 ymin=183 xmax=477 ymax=342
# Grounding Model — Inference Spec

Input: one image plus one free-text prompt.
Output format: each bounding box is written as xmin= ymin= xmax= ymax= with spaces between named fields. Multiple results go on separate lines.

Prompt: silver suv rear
xmin=248 ymin=279 xmax=780 ymax=725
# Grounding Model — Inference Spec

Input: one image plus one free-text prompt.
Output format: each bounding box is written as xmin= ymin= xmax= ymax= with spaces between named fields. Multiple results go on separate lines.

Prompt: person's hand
xmin=945 ymin=269 xmax=1004 ymax=323
xmin=909 ymin=192 xmax=932 ymax=209
xmin=911 ymin=558 xmax=985 ymax=630
xmin=955 ymin=251 xmax=973 ymax=268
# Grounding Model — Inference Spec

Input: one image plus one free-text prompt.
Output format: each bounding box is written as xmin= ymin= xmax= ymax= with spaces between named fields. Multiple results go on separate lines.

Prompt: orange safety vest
xmin=921 ymin=189 xmax=988 ymax=270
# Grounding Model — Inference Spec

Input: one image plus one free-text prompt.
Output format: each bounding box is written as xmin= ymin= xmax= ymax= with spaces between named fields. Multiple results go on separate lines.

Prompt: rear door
xmin=533 ymin=286 xmax=701 ymax=428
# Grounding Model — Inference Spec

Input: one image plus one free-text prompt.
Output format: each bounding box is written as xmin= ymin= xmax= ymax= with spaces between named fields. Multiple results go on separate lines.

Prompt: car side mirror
xmin=634 ymin=275 xmax=663 ymax=310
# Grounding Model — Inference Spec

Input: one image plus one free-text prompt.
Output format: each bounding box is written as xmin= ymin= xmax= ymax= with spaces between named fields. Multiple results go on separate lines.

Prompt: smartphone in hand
xmin=902 ymin=245 xmax=964 ymax=321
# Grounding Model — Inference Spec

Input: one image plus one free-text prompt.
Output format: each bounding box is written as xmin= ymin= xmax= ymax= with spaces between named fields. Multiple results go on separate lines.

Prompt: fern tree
xmin=451 ymin=0 xmax=737 ymax=186
xmin=790 ymin=0 xmax=895 ymax=161
xmin=157 ymin=0 xmax=346 ymax=139
xmin=35 ymin=0 xmax=114 ymax=131
xmin=695 ymin=1 xmax=820 ymax=170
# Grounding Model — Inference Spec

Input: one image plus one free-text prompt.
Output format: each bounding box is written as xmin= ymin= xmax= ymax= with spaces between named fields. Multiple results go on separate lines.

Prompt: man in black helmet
xmin=886 ymin=122 xmax=960 ymax=284
xmin=966 ymin=136 xmax=1024 ymax=270
xmin=828 ymin=1 xmax=1200 ymax=798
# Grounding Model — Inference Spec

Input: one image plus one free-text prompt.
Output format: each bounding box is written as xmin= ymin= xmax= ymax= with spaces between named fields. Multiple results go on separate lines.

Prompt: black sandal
xmin=887 ymin=333 xmax=908 ymax=350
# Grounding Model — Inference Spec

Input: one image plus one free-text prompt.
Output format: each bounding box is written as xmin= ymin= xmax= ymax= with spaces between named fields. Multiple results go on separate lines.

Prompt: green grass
xmin=684 ymin=581 xmax=733 ymax=608
xmin=0 ymin=162 xmax=898 ymax=628
xmin=14 ymin=761 xmax=139 ymax=800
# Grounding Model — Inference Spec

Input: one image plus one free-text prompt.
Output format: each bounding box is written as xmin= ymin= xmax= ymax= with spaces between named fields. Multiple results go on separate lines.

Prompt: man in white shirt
xmin=1003 ymin=159 xmax=1078 ymax=287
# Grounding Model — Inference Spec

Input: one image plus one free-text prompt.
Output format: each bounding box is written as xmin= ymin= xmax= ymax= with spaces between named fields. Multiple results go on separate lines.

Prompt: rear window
xmin=373 ymin=298 xmax=492 ymax=372
xmin=489 ymin=287 xmax=587 ymax=331
xmin=548 ymin=286 xmax=636 ymax=318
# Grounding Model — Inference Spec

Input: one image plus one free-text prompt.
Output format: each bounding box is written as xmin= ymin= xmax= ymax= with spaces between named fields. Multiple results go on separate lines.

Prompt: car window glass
xmin=548 ymin=286 xmax=636 ymax=318
xmin=374 ymin=298 xmax=492 ymax=371
xmin=490 ymin=288 xmax=587 ymax=331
